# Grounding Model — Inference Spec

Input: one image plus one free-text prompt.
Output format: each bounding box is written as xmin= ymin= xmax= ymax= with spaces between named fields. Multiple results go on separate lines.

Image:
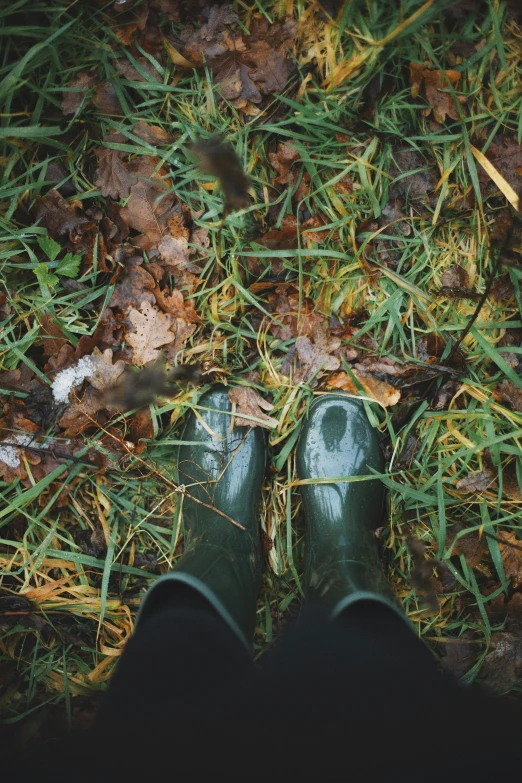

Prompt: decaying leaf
xmin=95 ymin=133 xmax=138 ymax=200
xmin=86 ymin=347 xmax=125 ymax=391
xmin=126 ymin=301 xmax=176 ymax=366
xmin=92 ymin=82 xmax=123 ymax=115
xmin=154 ymin=287 xmax=199 ymax=322
xmin=441 ymin=265 xmax=469 ymax=288
xmin=498 ymin=530 xmax=522 ymax=589
xmin=447 ymin=527 xmax=487 ymax=568
xmin=292 ymin=323 xmax=341 ymax=384
xmin=61 ymin=71 xmax=95 ymax=115
xmin=109 ymin=259 xmax=157 ymax=312
xmin=409 ymin=63 xmax=466 ymax=123
xmin=34 ymin=190 xmax=95 ymax=241
xmin=476 ymin=135 xmax=522 ymax=196
xmin=481 ymin=631 xmax=522 ymax=691
xmin=133 ymin=120 xmax=173 ymax=146
xmin=57 ymin=387 xmax=106 ymax=437
xmin=495 ymin=380 xmax=522 ymax=412
xmin=456 ymin=468 xmax=495 ymax=493
xmin=178 ymin=7 xmax=296 ymax=112
xmin=118 ymin=157 xmax=177 ymax=244
xmin=228 ymin=386 xmax=277 ymax=429
xmin=441 ymin=636 xmax=477 ymax=679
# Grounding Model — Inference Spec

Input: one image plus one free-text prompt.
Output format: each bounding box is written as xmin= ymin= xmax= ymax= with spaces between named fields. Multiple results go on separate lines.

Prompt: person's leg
xmin=91 ymin=386 xmax=266 ymax=746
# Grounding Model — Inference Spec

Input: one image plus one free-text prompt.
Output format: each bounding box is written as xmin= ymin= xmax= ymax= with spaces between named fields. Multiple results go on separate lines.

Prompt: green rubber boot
xmin=137 ymin=386 xmax=266 ymax=652
xmin=296 ymin=394 xmax=403 ymax=620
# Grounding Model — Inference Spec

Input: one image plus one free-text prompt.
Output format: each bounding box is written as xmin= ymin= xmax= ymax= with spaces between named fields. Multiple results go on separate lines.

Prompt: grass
xmin=1 ymin=0 xmax=522 ymax=735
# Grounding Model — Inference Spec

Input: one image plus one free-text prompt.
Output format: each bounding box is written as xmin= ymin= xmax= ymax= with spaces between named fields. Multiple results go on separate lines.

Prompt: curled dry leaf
xmin=327 ymin=370 xmax=400 ymax=408
xmin=228 ymin=387 xmax=277 ymax=429
xmin=153 ymin=287 xmax=199 ymax=323
xmin=126 ymin=301 xmax=176 ymax=366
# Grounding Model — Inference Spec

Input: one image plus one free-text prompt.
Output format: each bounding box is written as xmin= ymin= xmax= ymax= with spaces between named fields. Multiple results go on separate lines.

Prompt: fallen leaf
xmin=481 ymin=631 xmax=522 ymax=691
xmin=129 ymin=408 xmax=154 ymax=453
xmin=293 ymin=323 xmax=341 ymax=384
xmin=447 ymin=527 xmax=487 ymax=567
xmin=178 ymin=7 xmax=296 ymax=111
xmin=0 ymin=415 xmax=40 ymax=483
xmin=133 ymin=120 xmax=173 ymax=146
xmin=109 ymin=258 xmax=157 ymax=312
xmin=38 ymin=314 xmax=68 ymax=358
xmin=264 ymin=283 xmax=323 ymax=340
xmin=95 ymin=133 xmax=138 ymax=200
xmin=57 ymin=387 xmax=106 ymax=437
xmin=116 ymin=56 xmax=162 ymax=83
xmin=389 ymin=148 xmax=438 ymax=204
xmin=126 ymin=301 xmax=176 ymax=366
xmin=61 ymin=71 xmax=95 ymax=115
xmin=34 ymin=190 xmax=95 ymax=241
xmin=192 ymin=136 xmax=250 ymax=213
xmin=164 ymin=321 xmax=197 ymax=366
xmin=92 ymin=82 xmax=123 ymax=115
xmin=228 ymin=386 xmax=277 ymax=429
xmin=490 ymin=274 xmax=515 ymax=302
xmin=409 ymin=64 xmax=466 ymax=124
xmin=495 ymin=380 xmax=522 ymax=412
xmin=118 ymin=157 xmax=177 ymax=243
xmin=498 ymin=530 xmax=522 ymax=589
xmin=153 ymin=287 xmax=199 ymax=322
xmin=441 ymin=265 xmax=469 ymax=288
xmin=327 ymin=370 xmax=400 ymax=408
xmin=456 ymin=468 xmax=495 ymax=493
xmin=86 ymin=348 xmax=125 ymax=391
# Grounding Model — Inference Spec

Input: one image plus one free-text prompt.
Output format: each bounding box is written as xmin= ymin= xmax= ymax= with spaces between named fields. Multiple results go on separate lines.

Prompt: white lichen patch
xmin=51 ymin=356 xmax=95 ymax=404
xmin=0 ymin=434 xmax=34 ymax=468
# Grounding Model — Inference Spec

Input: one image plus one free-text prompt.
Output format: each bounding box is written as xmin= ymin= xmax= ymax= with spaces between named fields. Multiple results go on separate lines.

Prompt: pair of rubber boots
xmin=138 ymin=388 xmax=402 ymax=650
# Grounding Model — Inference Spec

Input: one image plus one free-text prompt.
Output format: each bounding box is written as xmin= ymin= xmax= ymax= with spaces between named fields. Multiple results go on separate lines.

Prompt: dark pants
xmin=90 ymin=593 xmax=522 ymax=781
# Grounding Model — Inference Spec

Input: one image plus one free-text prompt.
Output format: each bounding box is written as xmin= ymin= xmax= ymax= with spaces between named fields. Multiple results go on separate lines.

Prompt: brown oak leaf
xmin=481 ymin=632 xmax=522 ymax=691
xmin=293 ymin=323 xmax=341 ymax=384
xmin=154 ymin=287 xmax=199 ymax=322
xmin=61 ymin=71 xmax=95 ymax=115
xmin=133 ymin=120 xmax=173 ymax=146
xmin=95 ymin=133 xmax=138 ymax=200
xmin=57 ymin=387 xmax=106 ymax=437
xmin=34 ymin=190 xmax=95 ymax=241
xmin=109 ymin=259 xmax=157 ymax=312
xmin=126 ymin=301 xmax=176 ymax=366
xmin=118 ymin=157 xmax=177 ymax=244
xmin=92 ymin=82 xmax=123 ymax=115
xmin=164 ymin=321 xmax=197 ymax=366
xmin=409 ymin=64 xmax=466 ymax=124
xmin=228 ymin=387 xmax=277 ymax=429
xmin=86 ymin=347 xmax=126 ymax=391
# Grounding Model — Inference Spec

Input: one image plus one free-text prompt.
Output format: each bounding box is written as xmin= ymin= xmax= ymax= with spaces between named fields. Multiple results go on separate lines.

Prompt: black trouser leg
xmin=93 ymin=584 xmax=252 ymax=740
